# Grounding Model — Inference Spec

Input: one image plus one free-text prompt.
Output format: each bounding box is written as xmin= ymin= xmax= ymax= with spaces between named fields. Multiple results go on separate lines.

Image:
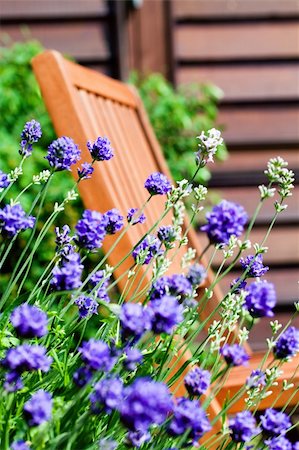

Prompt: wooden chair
xmin=32 ymin=51 xmax=299 ymax=434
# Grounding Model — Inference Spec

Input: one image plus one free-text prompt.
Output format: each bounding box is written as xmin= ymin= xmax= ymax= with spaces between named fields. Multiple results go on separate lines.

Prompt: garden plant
xmin=0 ymin=120 xmax=298 ymax=450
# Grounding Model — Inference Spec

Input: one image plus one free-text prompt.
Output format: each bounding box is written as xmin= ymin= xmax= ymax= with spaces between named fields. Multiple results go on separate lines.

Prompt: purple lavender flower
xmin=244 ymin=280 xmax=276 ymax=318
xmin=274 ymin=326 xmax=299 ymax=359
xmin=75 ymin=209 xmax=107 ymax=250
xmin=87 ymin=136 xmax=114 ymax=161
xmin=168 ymin=397 xmax=211 ymax=443
xmin=127 ymin=431 xmax=150 ymax=448
xmin=148 ymin=295 xmax=184 ymax=334
xmin=90 ymin=377 xmax=123 ymax=414
xmin=120 ymin=303 xmax=152 ymax=343
xmin=184 ymin=367 xmax=211 ymax=396
xmin=55 ymin=224 xmax=72 ymax=248
xmin=74 ymin=295 xmax=98 ymax=318
xmin=144 ymin=172 xmax=172 ymax=196
xmin=150 ymin=274 xmax=192 ymax=301
xmin=246 ymin=369 xmax=266 ymax=389
xmin=157 ymin=226 xmax=178 ymax=248
xmin=4 ymin=371 xmax=23 ymax=392
xmin=10 ymin=304 xmax=48 ymax=338
xmin=89 ymin=270 xmax=110 ymax=303
xmin=121 ymin=378 xmax=173 ymax=431
xmin=2 ymin=344 xmax=52 ymax=373
xmin=127 ymin=208 xmax=146 ymax=225
xmin=260 ymin=408 xmax=291 ymax=436
xmin=50 ymin=252 xmax=83 ymax=291
xmin=24 ymin=390 xmax=52 ymax=426
xmin=103 ymin=208 xmax=124 ymax=234
xmin=132 ymin=235 xmax=162 ymax=265
xmin=73 ymin=366 xmax=93 ymax=387
xmin=187 ymin=263 xmax=207 ymax=287
xmin=0 ymin=170 xmax=10 ymax=189
xmin=77 ymin=162 xmax=94 ymax=180
xmin=231 ymin=277 xmax=247 ymax=294
xmin=201 ymin=200 xmax=248 ymax=245
xmin=265 ymin=436 xmax=293 ymax=450
xmin=124 ymin=348 xmax=143 ymax=371
xmin=293 ymin=442 xmax=299 ymax=450
xmin=240 ymin=254 xmax=269 ymax=278
xmin=11 ymin=441 xmax=31 ymax=450
xmin=0 ymin=204 xmax=35 ymax=237
xmin=20 ymin=119 xmax=42 ymax=157
xmin=220 ymin=344 xmax=249 ymax=366
xmin=45 ymin=136 xmax=81 ymax=171
xmin=79 ymin=339 xmax=116 ymax=372
xmin=229 ymin=411 xmax=261 ymax=443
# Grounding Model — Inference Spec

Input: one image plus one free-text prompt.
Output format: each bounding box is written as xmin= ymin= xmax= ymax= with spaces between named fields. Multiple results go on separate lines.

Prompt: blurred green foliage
xmin=0 ymin=40 xmax=83 ymax=290
xmin=129 ymin=72 xmax=227 ymax=184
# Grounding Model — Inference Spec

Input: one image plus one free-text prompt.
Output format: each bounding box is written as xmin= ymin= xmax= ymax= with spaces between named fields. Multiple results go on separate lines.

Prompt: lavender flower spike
xmin=20 ymin=119 xmax=42 ymax=157
xmin=196 ymin=128 xmax=223 ymax=165
xmin=229 ymin=411 xmax=261 ymax=443
xmin=0 ymin=170 xmax=10 ymax=189
xmin=244 ymin=280 xmax=276 ymax=318
xmin=0 ymin=203 xmax=35 ymax=238
xmin=274 ymin=326 xmax=299 ymax=359
xmin=10 ymin=304 xmax=48 ymax=338
xmin=87 ymin=136 xmax=114 ymax=161
xmin=144 ymin=172 xmax=172 ymax=196
xmin=45 ymin=136 xmax=81 ymax=171
xmin=220 ymin=344 xmax=249 ymax=366
xmin=24 ymin=390 xmax=52 ymax=426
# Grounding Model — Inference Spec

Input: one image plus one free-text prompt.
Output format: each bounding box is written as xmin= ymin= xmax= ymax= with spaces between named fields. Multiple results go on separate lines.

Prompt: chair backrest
xmin=32 ymin=50 xmax=225 ymax=329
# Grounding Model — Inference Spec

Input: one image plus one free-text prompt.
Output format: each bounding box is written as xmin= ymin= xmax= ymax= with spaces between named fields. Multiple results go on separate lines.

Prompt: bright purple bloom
xmin=127 ymin=431 xmax=150 ymax=448
xmin=168 ymin=398 xmax=211 ymax=443
xmin=157 ymin=226 xmax=177 ymax=248
xmin=77 ymin=162 xmax=94 ymax=180
xmin=0 ymin=170 xmax=9 ymax=189
xmin=74 ymin=295 xmax=98 ymax=318
xmin=103 ymin=208 xmax=124 ymax=234
xmin=274 ymin=326 xmax=299 ymax=359
xmin=293 ymin=442 xmax=299 ymax=450
xmin=89 ymin=270 xmax=110 ymax=303
xmin=55 ymin=224 xmax=72 ymax=248
xmin=45 ymin=136 xmax=81 ymax=171
xmin=73 ymin=366 xmax=93 ymax=387
xmin=120 ymin=303 xmax=152 ymax=343
xmin=2 ymin=344 xmax=52 ymax=373
xmin=245 ymin=280 xmax=276 ymax=318
xmin=246 ymin=369 xmax=266 ymax=389
xmin=90 ymin=377 xmax=123 ymax=414
xmin=10 ymin=304 xmax=48 ymax=338
xmin=220 ymin=344 xmax=249 ymax=366
xmin=148 ymin=295 xmax=184 ymax=334
xmin=127 ymin=208 xmax=146 ymax=225
xmin=11 ymin=441 xmax=30 ymax=450
xmin=261 ymin=408 xmax=291 ymax=436
xmin=144 ymin=172 xmax=172 ymax=196
xmin=265 ymin=436 xmax=292 ymax=450
xmin=24 ymin=390 xmax=52 ymax=426
xmin=231 ymin=277 xmax=247 ymax=294
xmin=0 ymin=204 xmax=35 ymax=237
xmin=87 ymin=136 xmax=114 ymax=161
xmin=124 ymin=348 xmax=143 ymax=371
xmin=229 ymin=411 xmax=261 ymax=443
xmin=75 ymin=209 xmax=107 ymax=250
xmin=187 ymin=263 xmax=207 ymax=287
xmin=201 ymin=200 xmax=248 ymax=245
xmin=150 ymin=274 xmax=192 ymax=301
xmin=240 ymin=254 xmax=269 ymax=278
xmin=121 ymin=378 xmax=173 ymax=431
xmin=20 ymin=119 xmax=42 ymax=157
xmin=4 ymin=371 xmax=23 ymax=392
xmin=50 ymin=252 xmax=83 ymax=291
xmin=184 ymin=367 xmax=211 ymax=396
xmin=79 ymin=339 xmax=116 ymax=372
xmin=132 ymin=235 xmax=162 ymax=265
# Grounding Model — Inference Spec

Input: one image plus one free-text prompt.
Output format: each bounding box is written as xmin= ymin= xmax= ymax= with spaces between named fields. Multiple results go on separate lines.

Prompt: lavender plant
xmin=0 ymin=120 xmax=298 ymax=450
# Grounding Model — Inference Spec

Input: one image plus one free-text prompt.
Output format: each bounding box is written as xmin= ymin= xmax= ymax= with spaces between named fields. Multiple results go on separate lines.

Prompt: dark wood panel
xmin=212 ymin=149 xmax=299 ymax=173
xmin=198 ymin=226 xmax=299 ymax=266
xmin=218 ymin=107 xmax=299 ymax=145
xmin=0 ymin=0 xmax=107 ymax=19
xmin=177 ymin=64 xmax=299 ymax=101
xmin=173 ymin=0 xmax=299 ymax=19
xmin=220 ymin=268 xmax=299 ymax=306
xmin=176 ymin=23 xmax=299 ymax=60
xmin=208 ymin=186 xmax=299 ymax=223
xmin=2 ymin=22 xmax=110 ymax=61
